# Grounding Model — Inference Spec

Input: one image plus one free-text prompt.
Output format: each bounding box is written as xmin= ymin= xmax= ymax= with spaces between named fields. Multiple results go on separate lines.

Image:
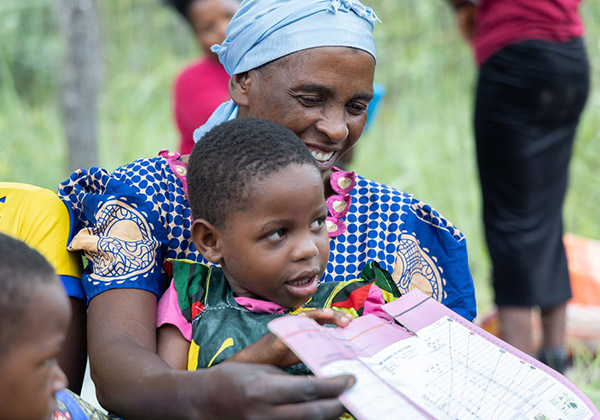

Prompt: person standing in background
xmin=165 ymin=0 xmax=239 ymax=155
xmin=447 ymin=0 xmax=590 ymax=373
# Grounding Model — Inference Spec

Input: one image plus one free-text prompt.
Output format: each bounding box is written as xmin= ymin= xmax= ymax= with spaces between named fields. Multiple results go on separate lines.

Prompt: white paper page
xmin=356 ymin=316 xmax=594 ymax=420
xmin=321 ymin=359 xmax=429 ymax=420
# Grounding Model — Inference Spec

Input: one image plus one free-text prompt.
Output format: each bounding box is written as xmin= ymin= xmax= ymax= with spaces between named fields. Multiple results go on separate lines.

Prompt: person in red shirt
xmin=165 ymin=0 xmax=239 ymax=154
xmin=447 ymin=0 xmax=590 ymax=373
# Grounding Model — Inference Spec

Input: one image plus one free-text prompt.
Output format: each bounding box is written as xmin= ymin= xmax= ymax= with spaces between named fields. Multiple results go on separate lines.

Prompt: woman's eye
xmin=347 ymin=102 xmax=368 ymax=115
xmin=298 ymin=96 xmax=322 ymax=106
xmin=266 ymin=228 xmax=287 ymax=241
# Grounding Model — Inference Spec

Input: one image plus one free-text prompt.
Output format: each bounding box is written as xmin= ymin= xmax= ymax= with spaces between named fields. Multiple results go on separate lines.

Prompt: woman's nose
xmin=316 ymin=107 xmax=349 ymax=143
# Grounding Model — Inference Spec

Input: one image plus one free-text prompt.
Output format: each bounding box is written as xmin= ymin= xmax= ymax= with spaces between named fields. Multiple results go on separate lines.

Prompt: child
xmin=164 ymin=0 xmax=240 ymax=154
xmin=0 ymin=233 xmax=110 ymax=420
xmin=156 ymin=118 xmax=400 ymax=372
xmin=0 ymin=232 xmax=71 ymax=420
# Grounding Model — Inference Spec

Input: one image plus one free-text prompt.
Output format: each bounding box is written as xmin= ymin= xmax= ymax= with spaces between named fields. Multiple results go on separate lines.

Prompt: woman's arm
xmin=88 ymin=290 xmax=353 ymax=419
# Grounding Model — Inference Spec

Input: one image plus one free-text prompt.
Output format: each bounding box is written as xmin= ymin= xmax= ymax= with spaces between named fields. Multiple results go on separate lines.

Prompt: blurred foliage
xmin=1 ymin=0 xmax=599 ymax=404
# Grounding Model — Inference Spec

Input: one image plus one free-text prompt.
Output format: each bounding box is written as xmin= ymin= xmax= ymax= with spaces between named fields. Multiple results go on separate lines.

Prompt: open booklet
xmin=268 ymin=289 xmax=599 ymax=420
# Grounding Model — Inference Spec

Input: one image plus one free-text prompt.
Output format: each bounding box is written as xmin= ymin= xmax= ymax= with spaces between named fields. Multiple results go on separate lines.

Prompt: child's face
xmin=0 ymin=280 xmax=70 ymax=420
xmin=218 ymin=163 xmax=330 ymax=308
xmin=188 ymin=0 xmax=238 ymax=59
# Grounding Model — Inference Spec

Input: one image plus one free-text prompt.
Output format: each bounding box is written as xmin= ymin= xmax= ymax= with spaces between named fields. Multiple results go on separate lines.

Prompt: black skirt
xmin=474 ymin=38 xmax=590 ymax=308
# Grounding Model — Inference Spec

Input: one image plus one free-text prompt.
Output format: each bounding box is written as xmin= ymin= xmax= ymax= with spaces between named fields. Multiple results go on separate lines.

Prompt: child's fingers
xmin=298 ymin=308 xmax=353 ymax=327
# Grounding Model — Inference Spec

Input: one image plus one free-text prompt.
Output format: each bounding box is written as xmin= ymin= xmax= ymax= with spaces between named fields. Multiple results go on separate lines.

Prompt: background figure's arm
xmin=445 ymin=0 xmax=477 ymax=45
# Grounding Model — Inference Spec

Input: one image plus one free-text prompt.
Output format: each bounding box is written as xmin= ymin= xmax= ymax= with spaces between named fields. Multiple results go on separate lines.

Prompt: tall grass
xmin=1 ymin=0 xmax=599 ymax=407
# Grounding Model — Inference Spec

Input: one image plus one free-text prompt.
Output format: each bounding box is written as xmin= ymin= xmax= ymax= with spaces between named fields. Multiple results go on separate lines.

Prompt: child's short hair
xmin=188 ymin=117 xmax=318 ymax=227
xmin=0 ymin=233 xmax=57 ymax=354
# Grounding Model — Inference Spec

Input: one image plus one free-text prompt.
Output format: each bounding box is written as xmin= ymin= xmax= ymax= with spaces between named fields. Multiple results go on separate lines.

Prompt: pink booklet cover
xmin=269 ymin=289 xmax=599 ymax=420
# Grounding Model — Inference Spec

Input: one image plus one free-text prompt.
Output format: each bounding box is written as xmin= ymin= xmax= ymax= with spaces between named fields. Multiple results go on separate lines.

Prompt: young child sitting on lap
xmin=156 ymin=118 xmax=401 ymax=372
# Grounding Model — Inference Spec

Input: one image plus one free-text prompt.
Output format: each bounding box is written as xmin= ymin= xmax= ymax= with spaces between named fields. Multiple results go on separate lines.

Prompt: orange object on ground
xmin=479 ymin=234 xmax=600 ymax=353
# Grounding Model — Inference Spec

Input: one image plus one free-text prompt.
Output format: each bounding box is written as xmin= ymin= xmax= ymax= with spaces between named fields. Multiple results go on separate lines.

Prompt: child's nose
xmin=51 ymin=365 xmax=68 ymax=395
xmin=291 ymin=235 xmax=320 ymax=261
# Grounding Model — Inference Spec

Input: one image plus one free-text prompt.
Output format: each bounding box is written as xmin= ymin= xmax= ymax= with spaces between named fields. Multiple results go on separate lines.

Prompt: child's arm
xmin=156 ymin=280 xmax=192 ymax=370
xmin=157 ymin=324 xmax=189 ymax=370
xmin=226 ymin=309 xmax=353 ymax=367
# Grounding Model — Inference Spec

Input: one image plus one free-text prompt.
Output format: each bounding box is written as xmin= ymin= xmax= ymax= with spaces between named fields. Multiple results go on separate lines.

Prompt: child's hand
xmin=227 ymin=332 xmax=298 ymax=367
xmin=298 ymin=308 xmax=354 ymax=327
xmin=228 ymin=309 xmax=354 ymax=367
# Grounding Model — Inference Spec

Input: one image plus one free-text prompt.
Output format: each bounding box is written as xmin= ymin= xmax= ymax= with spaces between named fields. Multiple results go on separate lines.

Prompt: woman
xmin=59 ymin=0 xmax=475 ymax=418
xmin=449 ymin=0 xmax=589 ymax=372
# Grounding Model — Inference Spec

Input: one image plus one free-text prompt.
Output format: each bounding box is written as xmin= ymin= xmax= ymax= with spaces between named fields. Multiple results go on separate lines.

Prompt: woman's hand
xmin=197 ymin=363 xmax=354 ymax=420
xmin=228 ymin=309 xmax=353 ymax=367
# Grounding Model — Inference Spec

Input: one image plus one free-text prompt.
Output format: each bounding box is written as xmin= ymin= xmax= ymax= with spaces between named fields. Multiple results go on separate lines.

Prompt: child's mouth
xmin=285 ymin=274 xmax=319 ymax=298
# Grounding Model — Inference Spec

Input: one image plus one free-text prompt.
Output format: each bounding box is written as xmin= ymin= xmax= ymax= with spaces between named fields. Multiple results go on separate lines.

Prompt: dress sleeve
xmin=157 ymin=280 xmax=192 ymax=342
xmin=400 ymin=200 xmax=477 ymax=321
xmin=58 ymin=158 xmax=170 ymax=302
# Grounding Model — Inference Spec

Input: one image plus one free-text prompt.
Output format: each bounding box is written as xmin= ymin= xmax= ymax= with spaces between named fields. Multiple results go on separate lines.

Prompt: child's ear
xmin=191 ymin=219 xmax=223 ymax=263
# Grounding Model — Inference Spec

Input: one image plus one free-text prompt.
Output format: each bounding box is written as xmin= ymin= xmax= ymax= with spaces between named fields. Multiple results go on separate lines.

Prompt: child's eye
xmin=311 ymin=217 xmax=326 ymax=230
xmin=265 ymin=228 xmax=287 ymax=241
xmin=40 ymin=357 xmax=58 ymax=368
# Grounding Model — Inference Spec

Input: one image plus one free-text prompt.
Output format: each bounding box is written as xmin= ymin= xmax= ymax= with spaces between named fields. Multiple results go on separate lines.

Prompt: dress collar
xmin=326 ymin=167 xmax=356 ymax=238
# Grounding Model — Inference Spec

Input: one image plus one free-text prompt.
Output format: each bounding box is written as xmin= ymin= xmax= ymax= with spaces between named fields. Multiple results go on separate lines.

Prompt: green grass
xmin=1 ymin=0 xmax=599 ymax=408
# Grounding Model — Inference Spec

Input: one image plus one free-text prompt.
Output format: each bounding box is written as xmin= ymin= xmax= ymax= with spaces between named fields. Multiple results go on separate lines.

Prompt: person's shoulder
xmin=175 ymin=57 xmax=221 ymax=84
xmin=353 ymin=175 xmax=413 ymax=199
xmin=113 ymin=154 xmax=172 ymax=180
xmin=0 ymin=182 xmax=65 ymax=216
xmin=352 ymin=175 xmax=465 ymax=242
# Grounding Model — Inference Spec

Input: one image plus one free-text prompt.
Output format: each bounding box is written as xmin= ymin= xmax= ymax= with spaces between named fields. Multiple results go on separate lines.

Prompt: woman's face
xmin=236 ymin=47 xmax=375 ymax=178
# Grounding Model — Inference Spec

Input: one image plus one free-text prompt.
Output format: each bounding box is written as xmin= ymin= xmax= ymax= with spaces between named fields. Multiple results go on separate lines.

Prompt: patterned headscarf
xmin=193 ymin=0 xmax=379 ymax=142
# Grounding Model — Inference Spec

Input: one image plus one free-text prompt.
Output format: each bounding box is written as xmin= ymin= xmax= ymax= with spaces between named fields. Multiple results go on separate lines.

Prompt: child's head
xmin=165 ymin=0 xmax=239 ymax=59
xmin=188 ymin=117 xmax=330 ymax=308
xmin=0 ymin=233 xmax=70 ymax=420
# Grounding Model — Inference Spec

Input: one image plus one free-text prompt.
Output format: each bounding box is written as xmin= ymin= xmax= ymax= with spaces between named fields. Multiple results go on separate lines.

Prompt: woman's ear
xmin=229 ymin=71 xmax=251 ymax=109
xmin=191 ymin=219 xmax=223 ymax=263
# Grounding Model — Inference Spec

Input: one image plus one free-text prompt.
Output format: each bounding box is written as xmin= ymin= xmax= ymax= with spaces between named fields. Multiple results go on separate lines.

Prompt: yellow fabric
xmin=187 ymin=339 xmax=200 ymax=371
xmin=0 ymin=182 xmax=82 ymax=279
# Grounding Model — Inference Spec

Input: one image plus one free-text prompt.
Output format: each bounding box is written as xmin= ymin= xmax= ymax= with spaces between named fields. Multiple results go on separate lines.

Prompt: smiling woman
xmin=56 ymin=0 xmax=476 ymax=418
xmin=234 ymin=47 xmax=374 ymax=178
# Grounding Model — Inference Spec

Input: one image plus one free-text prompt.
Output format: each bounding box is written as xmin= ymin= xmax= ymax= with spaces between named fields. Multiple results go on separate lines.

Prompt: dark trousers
xmin=474 ymin=38 xmax=589 ymax=307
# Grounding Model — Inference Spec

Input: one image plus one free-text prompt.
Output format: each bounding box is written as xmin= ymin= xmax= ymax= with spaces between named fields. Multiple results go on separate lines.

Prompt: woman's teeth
xmin=311 ymin=150 xmax=334 ymax=162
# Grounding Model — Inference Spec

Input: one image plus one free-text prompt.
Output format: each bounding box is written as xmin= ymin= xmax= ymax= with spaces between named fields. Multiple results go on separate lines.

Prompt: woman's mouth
xmin=310 ymin=149 xmax=335 ymax=163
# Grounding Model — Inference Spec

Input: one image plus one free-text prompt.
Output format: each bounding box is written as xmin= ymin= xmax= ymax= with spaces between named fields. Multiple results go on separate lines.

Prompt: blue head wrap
xmin=193 ymin=0 xmax=379 ymax=143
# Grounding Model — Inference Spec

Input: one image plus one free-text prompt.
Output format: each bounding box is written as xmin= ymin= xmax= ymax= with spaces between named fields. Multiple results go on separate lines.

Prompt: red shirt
xmin=475 ymin=0 xmax=584 ymax=65
xmin=173 ymin=57 xmax=230 ymax=154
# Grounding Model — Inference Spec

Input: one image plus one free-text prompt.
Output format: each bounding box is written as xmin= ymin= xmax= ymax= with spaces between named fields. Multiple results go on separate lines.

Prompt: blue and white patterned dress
xmin=58 ymin=152 xmax=476 ymax=320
